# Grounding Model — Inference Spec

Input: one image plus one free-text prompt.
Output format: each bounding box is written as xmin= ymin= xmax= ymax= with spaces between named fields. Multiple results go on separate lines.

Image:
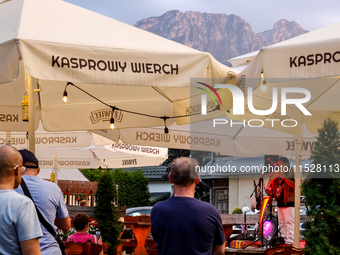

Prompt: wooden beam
xmin=220 ymin=214 xmax=309 ymax=225
xmin=67 ymin=205 xmax=126 ymax=218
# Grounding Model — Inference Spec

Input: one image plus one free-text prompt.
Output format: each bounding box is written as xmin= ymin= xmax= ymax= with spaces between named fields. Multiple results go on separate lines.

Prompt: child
xmin=67 ymin=213 xmax=103 ymax=254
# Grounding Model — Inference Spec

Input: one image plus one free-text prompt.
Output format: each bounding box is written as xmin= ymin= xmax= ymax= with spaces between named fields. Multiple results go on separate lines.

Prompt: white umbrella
xmin=92 ymin=118 xmax=317 ymax=159
xmin=2 ymin=122 xmax=168 ymax=170
xmin=0 ymin=0 xmax=236 ymax=154
xmin=35 ymin=146 xmax=167 ymax=170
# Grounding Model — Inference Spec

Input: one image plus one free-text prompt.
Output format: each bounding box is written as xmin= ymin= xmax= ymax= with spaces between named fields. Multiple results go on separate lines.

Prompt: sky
xmin=64 ymin=0 xmax=340 ymax=33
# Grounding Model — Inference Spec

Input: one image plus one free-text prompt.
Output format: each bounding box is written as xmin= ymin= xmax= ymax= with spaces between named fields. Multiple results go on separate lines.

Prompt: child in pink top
xmin=67 ymin=213 xmax=102 ymax=254
xmin=67 ymin=232 xmax=99 ymax=244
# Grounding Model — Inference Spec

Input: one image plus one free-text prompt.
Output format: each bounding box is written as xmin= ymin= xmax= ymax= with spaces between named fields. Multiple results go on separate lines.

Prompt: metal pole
xmin=5 ymin=132 xmax=11 ymax=145
xmin=54 ymin=150 xmax=59 ymax=185
xmin=294 ymin=135 xmax=302 ymax=248
xmin=26 ymin=72 xmax=35 ymax=154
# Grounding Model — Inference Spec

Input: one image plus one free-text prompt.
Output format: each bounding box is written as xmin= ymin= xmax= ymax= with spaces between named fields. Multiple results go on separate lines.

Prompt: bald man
xmin=151 ymin=157 xmax=225 ymax=255
xmin=0 ymin=145 xmax=42 ymax=255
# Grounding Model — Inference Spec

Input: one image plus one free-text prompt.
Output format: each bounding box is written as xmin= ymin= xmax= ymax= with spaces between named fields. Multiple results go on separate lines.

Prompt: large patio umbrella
xmin=0 ymin=0 xmax=235 ymax=152
xmin=0 ymin=123 xmax=168 ymax=169
xmin=222 ymin=22 xmax=340 ymax=247
xmin=35 ymin=145 xmax=168 ymax=170
xmin=92 ymin=118 xmax=317 ymax=159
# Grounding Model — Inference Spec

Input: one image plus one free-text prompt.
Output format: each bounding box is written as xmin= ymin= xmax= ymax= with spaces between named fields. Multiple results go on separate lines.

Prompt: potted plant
xmin=62 ymin=191 xmax=69 ymax=200
xmin=76 ymin=191 xmax=89 ymax=201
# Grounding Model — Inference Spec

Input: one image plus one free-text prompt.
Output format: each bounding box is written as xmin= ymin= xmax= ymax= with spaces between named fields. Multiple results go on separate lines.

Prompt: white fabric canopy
xmin=35 ymin=146 xmax=167 ymax=169
xmin=37 ymin=169 xmax=89 ymax=182
xmin=92 ymin=118 xmax=317 ymax=159
xmin=0 ymin=0 xmax=236 ymax=133
xmin=3 ymin=122 xmax=168 ymax=169
xmin=227 ymin=22 xmax=340 ymax=134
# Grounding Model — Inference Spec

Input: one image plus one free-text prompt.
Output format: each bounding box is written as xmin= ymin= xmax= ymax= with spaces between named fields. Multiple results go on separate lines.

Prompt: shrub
xmin=231 ymin=207 xmax=243 ymax=214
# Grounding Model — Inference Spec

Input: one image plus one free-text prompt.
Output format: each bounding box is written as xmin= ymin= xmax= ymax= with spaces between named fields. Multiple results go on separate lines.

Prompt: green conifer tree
xmin=301 ymin=118 xmax=340 ymax=255
xmin=95 ymin=171 xmax=123 ymax=255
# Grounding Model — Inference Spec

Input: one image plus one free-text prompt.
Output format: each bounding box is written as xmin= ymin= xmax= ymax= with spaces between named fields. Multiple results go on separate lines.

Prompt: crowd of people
xmin=0 ymin=145 xmax=99 ymax=255
xmin=0 ymin=144 xmax=295 ymax=255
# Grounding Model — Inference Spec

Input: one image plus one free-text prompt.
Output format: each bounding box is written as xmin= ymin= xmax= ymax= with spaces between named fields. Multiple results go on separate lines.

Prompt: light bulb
xmin=63 ymin=91 xmax=68 ymax=103
xmin=110 ymin=117 xmax=115 ymax=130
xmin=261 ymin=80 xmax=267 ymax=91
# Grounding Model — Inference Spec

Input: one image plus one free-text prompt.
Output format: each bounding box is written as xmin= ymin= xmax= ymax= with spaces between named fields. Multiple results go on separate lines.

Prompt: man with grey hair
xmin=151 ymin=157 xmax=225 ymax=255
xmin=0 ymin=145 xmax=42 ymax=255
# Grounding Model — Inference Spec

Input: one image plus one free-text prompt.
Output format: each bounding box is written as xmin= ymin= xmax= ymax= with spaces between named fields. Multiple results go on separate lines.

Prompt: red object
xmin=296 ymin=240 xmax=306 ymax=248
xmin=62 ymin=190 xmax=69 ymax=196
xmin=230 ymin=240 xmax=262 ymax=249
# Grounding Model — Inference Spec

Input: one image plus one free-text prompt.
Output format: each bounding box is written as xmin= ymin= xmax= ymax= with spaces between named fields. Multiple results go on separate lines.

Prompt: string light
xmin=63 ymin=82 xmax=221 ymax=133
xmin=261 ymin=80 xmax=267 ymax=91
xmin=261 ymin=70 xmax=267 ymax=91
xmin=162 ymin=117 xmax=169 ymax=134
xmin=63 ymin=90 xmax=68 ymax=103
xmin=110 ymin=110 xmax=115 ymax=130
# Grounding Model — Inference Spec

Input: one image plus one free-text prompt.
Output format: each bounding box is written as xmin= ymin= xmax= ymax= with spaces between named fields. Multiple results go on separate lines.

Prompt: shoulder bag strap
xmin=20 ymin=178 xmax=58 ymax=238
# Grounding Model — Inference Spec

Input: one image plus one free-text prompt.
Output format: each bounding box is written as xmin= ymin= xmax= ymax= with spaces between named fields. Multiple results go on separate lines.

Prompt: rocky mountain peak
xmin=134 ymin=11 xmax=308 ymax=66
xmin=257 ymin=19 xmax=308 ymax=46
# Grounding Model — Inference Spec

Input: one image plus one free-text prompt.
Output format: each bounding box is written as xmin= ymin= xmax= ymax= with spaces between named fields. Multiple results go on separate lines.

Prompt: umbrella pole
xmin=5 ymin=132 xmax=11 ymax=145
xmin=27 ymin=72 xmax=35 ymax=154
xmin=294 ymin=135 xmax=302 ymax=248
xmin=54 ymin=150 xmax=59 ymax=184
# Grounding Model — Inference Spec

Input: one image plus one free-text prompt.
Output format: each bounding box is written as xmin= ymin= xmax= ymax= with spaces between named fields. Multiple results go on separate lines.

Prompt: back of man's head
xmin=0 ymin=145 xmax=22 ymax=179
xmin=170 ymin=157 xmax=199 ymax=187
xmin=19 ymin=149 xmax=39 ymax=175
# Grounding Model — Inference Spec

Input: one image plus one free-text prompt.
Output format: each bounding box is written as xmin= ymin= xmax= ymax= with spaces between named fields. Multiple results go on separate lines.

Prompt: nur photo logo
xmin=198 ymin=82 xmax=312 ymax=128
xmin=196 ymin=82 xmax=223 ymax=115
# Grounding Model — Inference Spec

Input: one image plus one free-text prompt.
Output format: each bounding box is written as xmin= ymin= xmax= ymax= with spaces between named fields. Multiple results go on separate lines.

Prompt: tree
xmin=301 ymin=118 xmax=340 ymax=255
xmin=80 ymin=168 xmax=103 ymax=182
xmin=95 ymin=172 xmax=123 ymax=255
xmin=111 ymin=169 xmax=151 ymax=208
xmin=82 ymin=168 xmax=151 ymax=207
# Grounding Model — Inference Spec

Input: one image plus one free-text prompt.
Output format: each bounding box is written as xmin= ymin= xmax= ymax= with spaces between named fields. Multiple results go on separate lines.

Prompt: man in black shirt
xmin=151 ymin=157 xmax=225 ymax=255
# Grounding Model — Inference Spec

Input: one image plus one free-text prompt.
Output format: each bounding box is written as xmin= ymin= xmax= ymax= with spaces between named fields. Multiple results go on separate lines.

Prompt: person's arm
xmin=20 ymin=238 xmax=42 ymax=255
xmin=284 ymin=178 xmax=295 ymax=188
xmin=55 ymin=215 xmax=71 ymax=232
xmin=213 ymin=242 xmax=225 ymax=255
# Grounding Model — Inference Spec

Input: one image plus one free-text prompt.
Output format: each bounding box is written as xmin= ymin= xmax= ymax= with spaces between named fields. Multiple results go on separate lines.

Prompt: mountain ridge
xmin=134 ymin=10 xmax=308 ymax=66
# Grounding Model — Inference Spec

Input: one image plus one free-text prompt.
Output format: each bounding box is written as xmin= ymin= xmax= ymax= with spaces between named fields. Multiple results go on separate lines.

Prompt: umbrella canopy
xmin=37 ymin=169 xmax=89 ymax=182
xmin=225 ymin=22 xmax=340 ymax=134
xmin=0 ymin=0 xmax=235 ymax=133
xmin=1 ymin=123 xmax=168 ymax=169
xmin=35 ymin=146 xmax=167 ymax=169
xmin=92 ymin=118 xmax=317 ymax=159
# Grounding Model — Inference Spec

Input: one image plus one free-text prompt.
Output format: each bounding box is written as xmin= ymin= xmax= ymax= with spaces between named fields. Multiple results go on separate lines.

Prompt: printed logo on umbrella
xmin=196 ymin=82 xmax=222 ymax=115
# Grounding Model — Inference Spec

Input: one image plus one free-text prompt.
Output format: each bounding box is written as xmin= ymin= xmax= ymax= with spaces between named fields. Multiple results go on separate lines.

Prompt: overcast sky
xmin=64 ymin=0 xmax=340 ymax=33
